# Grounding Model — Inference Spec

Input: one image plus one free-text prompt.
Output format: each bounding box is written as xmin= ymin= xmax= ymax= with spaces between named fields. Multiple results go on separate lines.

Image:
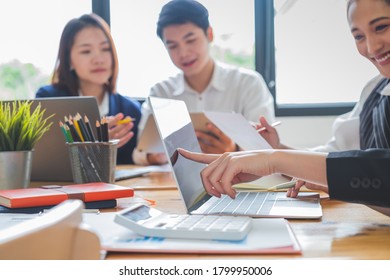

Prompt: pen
xmin=43 ymin=209 xmax=100 ymax=214
xmin=82 ymin=209 xmax=100 ymax=214
xmin=257 ymin=121 xmax=282 ymax=132
xmin=117 ymin=117 xmax=135 ymax=125
xmin=266 ymin=180 xmax=296 ymax=191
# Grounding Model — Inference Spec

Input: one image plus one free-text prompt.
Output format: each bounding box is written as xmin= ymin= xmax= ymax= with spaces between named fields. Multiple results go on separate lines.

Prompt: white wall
xmin=276 ymin=116 xmax=337 ymax=149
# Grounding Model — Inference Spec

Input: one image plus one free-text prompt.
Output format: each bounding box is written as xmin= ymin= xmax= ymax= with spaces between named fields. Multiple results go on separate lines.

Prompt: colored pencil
xmin=75 ymin=113 xmax=90 ymax=142
xmin=96 ymin=120 xmax=102 ymax=142
xmin=59 ymin=121 xmax=71 ymax=142
xmin=101 ymin=117 xmax=109 ymax=142
xmin=84 ymin=115 xmax=96 ymax=142
xmin=72 ymin=116 xmax=85 ymax=142
xmin=68 ymin=119 xmax=82 ymax=142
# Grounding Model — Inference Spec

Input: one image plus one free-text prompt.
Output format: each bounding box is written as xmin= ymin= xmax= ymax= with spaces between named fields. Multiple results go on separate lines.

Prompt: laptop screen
xmin=148 ymin=97 xmax=208 ymax=211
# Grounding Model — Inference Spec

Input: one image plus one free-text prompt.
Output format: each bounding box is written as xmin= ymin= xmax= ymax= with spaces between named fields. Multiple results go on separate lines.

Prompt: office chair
xmin=0 ymin=200 xmax=101 ymax=260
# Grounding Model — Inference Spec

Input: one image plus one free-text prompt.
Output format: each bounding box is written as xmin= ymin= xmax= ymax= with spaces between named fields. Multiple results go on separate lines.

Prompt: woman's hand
xmin=178 ymin=149 xmax=273 ymax=199
xmin=254 ymin=116 xmax=281 ymax=149
xmin=107 ymin=113 xmax=134 ymax=148
xmin=287 ymin=179 xmax=329 ymax=197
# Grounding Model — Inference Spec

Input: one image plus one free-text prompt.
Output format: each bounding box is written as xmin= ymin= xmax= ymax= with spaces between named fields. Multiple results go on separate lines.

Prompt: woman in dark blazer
xmin=177 ymin=148 xmax=390 ymax=208
xmin=175 ymin=0 xmax=390 ymax=210
xmin=36 ymin=13 xmax=141 ymax=164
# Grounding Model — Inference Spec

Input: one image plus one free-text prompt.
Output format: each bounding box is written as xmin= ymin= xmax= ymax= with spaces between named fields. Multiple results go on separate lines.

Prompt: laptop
xmin=149 ymin=97 xmax=322 ymax=219
xmin=1 ymin=97 xmax=101 ymax=182
xmin=135 ymin=114 xmax=163 ymax=154
xmin=135 ymin=113 xmax=208 ymax=154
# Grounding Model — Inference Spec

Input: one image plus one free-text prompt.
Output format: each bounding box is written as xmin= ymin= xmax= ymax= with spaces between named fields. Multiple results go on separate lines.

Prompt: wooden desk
xmin=108 ymin=170 xmax=390 ymax=260
xmin=32 ymin=170 xmax=390 ymax=260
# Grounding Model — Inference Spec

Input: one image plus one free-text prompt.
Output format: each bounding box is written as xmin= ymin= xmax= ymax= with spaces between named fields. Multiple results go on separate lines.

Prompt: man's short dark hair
xmin=156 ymin=0 xmax=210 ymax=40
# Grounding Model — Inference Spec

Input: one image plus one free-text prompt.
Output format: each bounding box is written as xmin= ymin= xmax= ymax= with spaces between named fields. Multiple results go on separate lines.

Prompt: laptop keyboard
xmin=204 ymin=192 xmax=276 ymax=216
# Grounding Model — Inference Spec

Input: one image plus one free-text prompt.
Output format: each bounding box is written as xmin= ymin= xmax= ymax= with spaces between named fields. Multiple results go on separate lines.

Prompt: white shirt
xmin=133 ymin=61 xmax=275 ymax=164
xmin=312 ymin=75 xmax=390 ymax=152
xmin=79 ymin=90 xmax=109 ymax=117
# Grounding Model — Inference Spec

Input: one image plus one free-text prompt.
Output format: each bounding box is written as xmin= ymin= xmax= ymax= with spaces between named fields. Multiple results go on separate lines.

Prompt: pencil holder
xmin=67 ymin=140 xmax=119 ymax=184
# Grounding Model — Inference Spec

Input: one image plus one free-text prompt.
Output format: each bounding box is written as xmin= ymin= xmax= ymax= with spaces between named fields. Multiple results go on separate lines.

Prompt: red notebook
xmin=0 ymin=182 xmax=134 ymax=208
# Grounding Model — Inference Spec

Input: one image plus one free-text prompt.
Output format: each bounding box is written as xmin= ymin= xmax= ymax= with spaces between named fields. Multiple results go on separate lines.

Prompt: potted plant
xmin=0 ymin=100 xmax=53 ymax=189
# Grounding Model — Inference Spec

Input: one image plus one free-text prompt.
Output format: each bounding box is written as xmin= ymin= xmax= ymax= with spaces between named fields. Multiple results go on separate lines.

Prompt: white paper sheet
xmin=83 ymin=212 xmax=301 ymax=254
xmin=204 ymin=111 xmax=272 ymax=150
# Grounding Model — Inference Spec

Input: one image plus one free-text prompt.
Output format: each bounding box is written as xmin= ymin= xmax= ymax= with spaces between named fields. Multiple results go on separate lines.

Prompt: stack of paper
xmin=83 ymin=212 xmax=301 ymax=255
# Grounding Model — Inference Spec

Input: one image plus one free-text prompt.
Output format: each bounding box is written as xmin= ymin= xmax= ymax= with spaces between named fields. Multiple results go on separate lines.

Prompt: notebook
xmin=149 ymin=97 xmax=322 ymax=219
xmin=1 ymin=97 xmax=101 ymax=181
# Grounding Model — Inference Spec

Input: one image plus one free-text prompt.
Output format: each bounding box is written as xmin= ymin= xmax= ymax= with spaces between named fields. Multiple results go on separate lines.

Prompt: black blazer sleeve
xmin=327 ymin=149 xmax=390 ymax=207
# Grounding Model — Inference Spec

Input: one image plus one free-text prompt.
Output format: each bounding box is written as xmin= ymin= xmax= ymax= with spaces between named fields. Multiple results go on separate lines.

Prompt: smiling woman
xmin=34 ymin=13 xmax=142 ymax=165
xmin=348 ymin=0 xmax=390 ymax=78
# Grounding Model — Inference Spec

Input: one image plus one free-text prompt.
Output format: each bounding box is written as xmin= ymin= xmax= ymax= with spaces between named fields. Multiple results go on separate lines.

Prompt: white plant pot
xmin=0 ymin=150 xmax=33 ymax=190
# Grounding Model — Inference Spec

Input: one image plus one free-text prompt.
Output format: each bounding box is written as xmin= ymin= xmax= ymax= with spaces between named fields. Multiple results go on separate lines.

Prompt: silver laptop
xmin=135 ymin=114 xmax=163 ymax=154
xmin=149 ymin=97 xmax=322 ymax=219
xmin=136 ymin=111 xmax=230 ymax=154
xmin=1 ymin=97 xmax=101 ymax=182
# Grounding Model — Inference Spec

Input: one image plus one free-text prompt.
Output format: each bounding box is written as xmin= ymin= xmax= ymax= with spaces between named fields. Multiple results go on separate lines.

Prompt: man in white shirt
xmin=133 ymin=0 xmax=275 ymax=165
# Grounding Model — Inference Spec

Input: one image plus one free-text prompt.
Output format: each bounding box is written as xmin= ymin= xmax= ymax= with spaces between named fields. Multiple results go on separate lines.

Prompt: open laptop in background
xmin=135 ymin=114 xmax=163 ymax=154
xmin=149 ymin=97 xmax=322 ymax=219
xmin=136 ymin=110 xmax=272 ymax=154
xmin=2 ymin=97 xmax=156 ymax=183
xmin=2 ymin=97 xmax=101 ymax=182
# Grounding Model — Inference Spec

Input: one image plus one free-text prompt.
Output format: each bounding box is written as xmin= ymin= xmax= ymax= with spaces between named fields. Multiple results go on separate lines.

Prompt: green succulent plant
xmin=0 ymin=100 xmax=53 ymax=151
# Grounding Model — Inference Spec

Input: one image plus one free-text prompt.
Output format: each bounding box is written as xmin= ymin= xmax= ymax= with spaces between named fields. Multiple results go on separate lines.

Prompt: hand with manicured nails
xmin=178 ymin=148 xmax=274 ymax=199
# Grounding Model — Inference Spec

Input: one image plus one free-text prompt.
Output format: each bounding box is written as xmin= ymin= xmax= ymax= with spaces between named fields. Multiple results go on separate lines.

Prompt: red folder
xmin=0 ymin=182 xmax=133 ymax=208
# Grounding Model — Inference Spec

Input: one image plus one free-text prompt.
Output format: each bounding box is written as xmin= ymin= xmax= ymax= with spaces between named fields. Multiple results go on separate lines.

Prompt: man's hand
xmin=195 ymin=123 xmax=237 ymax=153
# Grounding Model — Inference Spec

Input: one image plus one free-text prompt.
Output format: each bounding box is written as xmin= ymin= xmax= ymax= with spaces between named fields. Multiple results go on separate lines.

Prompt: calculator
xmin=114 ymin=203 xmax=252 ymax=241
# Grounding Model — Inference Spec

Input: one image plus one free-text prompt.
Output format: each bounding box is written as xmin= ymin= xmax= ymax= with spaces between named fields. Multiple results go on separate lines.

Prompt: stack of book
xmin=0 ymin=182 xmax=133 ymax=213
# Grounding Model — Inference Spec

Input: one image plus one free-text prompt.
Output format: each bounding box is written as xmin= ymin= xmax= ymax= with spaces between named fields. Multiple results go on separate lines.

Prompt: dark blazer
xmin=327 ymin=149 xmax=390 ymax=207
xmin=36 ymin=85 xmax=141 ymax=164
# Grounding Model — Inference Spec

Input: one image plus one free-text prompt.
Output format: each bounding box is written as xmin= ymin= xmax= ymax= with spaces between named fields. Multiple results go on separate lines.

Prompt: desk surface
xmin=33 ymin=169 xmax=390 ymax=260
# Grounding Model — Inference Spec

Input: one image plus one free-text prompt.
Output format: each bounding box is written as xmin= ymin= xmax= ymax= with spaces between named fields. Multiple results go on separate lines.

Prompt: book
xmin=0 ymin=199 xmax=117 ymax=214
xmin=0 ymin=182 xmax=133 ymax=208
xmin=83 ymin=212 xmax=301 ymax=254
